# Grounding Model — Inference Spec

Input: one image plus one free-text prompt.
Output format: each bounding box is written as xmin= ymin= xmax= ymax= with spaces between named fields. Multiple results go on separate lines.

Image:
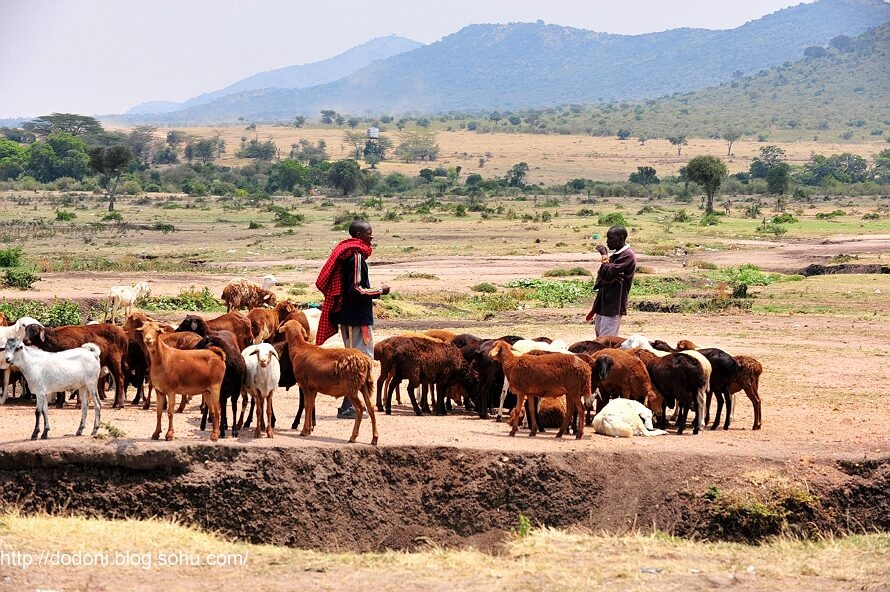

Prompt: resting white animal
xmin=0 ymin=316 xmax=41 ymax=404
xmin=4 ymin=337 xmax=102 ymax=439
xmin=592 ymin=398 xmax=667 ymax=438
xmin=105 ymin=281 xmax=150 ymax=324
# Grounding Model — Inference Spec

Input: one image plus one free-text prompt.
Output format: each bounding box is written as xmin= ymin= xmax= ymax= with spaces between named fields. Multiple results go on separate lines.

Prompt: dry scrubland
xmin=1 ymin=130 xmax=889 ymax=592
xmin=130 ymin=124 xmax=887 ymax=184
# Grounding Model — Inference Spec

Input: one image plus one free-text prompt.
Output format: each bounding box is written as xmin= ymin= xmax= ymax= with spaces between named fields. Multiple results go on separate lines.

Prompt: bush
xmin=771 ymin=213 xmax=798 ymax=224
xmin=543 ymin=267 xmax=591 ymax=277
xmin=332 ymin=210 xmax=369 ymax=231
xmin=270 ymin=206 xmax=304 ymax=227
xmin=248 ymin=220 xmax=263 ymax=229
xmin=862 ymin=212 xmax=880 ymax=220
xmin=700 ymin=213 xmax=721 ymax=226
xmin=121 ymin=179 xmax=142 ymax=195
xmin=55 ymin=210 xmax=76 ymax=221
xmin=3 ymin=267 xmax=39 ymax=289
xmin=152 ymin=222 xmax=175 ymax=233
xmin=0 ymin=246 xmax=24 ymax=267
xmin=0 ymin=298 xmax=81 ymax=326
xmin=101 ymin=211 xmax=123 ymax=222
xmin=816 ymin=210 xmax=845 ymax=220
xmin=755 ymin=220 xmax=787 ymax=237
xmin=382 ymin=210 xmax=401 ymax=222
xmin=136 ymin=286 xmax=224 ymax=312
xmin=672 ymin=209 xmax=691 ymax=223
xmin=709 ymin=264 xmax=800 ymax=286
xmin=597 ymin=212 xmax=627 ymax=226
xmin=471 ymin=282 xmax=497 ymax=293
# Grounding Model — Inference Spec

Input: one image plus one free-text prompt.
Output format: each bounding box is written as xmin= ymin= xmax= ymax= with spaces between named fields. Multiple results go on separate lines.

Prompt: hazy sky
xmin=0 ymin=0 xmax=812 ymax=119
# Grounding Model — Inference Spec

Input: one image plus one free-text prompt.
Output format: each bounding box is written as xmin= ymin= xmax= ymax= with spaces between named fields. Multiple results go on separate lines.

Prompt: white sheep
xmin=0 ymin=316 xmax=41 ymax=404
xmin=261 ymin=275 xmax=277 ymax=291
xmin=4 ymin=337 xmax=102 ymax=439
xmin=241 ymin=343 xmax=280 ymax=438
xmin=302 ymin=307 xmax=322 ymax=345
xmin=104 ymin=281 xmax=150 ymax=325
xmin=592 ymin=398 xmax=667 ymax=438
xmin=495 ymin=339 xmax=570 ymax=423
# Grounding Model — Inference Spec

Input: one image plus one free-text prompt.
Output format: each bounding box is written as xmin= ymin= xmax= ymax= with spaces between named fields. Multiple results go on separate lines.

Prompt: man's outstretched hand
xmin=585 ymin=310 xmax=595 ymax=322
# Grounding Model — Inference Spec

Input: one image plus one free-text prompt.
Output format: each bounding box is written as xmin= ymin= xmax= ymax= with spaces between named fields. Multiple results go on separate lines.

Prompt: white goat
xmin=302 ymin=307 xmax=322 ymax=345
xmin=4 ymin=337 xmax=102 ymax=439
xmin=0 ymin=316 xmax=41 ymax=404
xmin=261 ymin=275 xmax=277 ymax=291
xmin=105 ymin=281 xmax=150 ymax=324
xmin=592 ymin=398 xmax=667 ymax=438
xmin=495 ymin=339 xmax=570 ymax=423
xmin=241 ymin=343 xmax=280 ymax=438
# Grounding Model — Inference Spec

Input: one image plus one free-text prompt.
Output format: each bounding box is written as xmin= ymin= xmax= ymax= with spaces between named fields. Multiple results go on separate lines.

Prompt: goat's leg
xmin=434 ymin=382 xmax=447 ymax=416
xmin=527 ymin=396 xmax=540 ymax=437
xmin=375 ymin=373 xmax=387 ymax=412
xmin=384 ymin=377 xmax=397 ymax=415
xmin=152 ymin=391 xmax=166 ymax=440
xmin=164 ymin=392 xmax=176 ymax=441
xmin=0 ymin=367 xmax=10 ymax=405
xmin=509 ymin=393 xmax=526 ymax=437
xmin=75 ymin=388 xmax=89 ymax=436
xmin=254 ymin=393 xmax=263 ymax=439
xmin=722 ymin=388 xmax=732 ymax=430
xmin=229 ymin=391 xmax=239 ymax=438
xmin=236 ymin=389 xmax=249 ymax=431
xmin=265 ymin=394 xmax=274 ymax=438
xmin=347 ymin=394 xmax=363 ymax=443
xmin=91 ymin=387 xmax=102 ymax=436
xmin=496 ymin=376 xmax=510 ymax=423
xmin=694 ymin=388 xmax=705 ymax=435
xmin=31 ymin=394 xmax=44 ymax=440
xmin=676 ymin=403 xmax=688 ymax=435
xmin=360 ymin=381 xmax=378 ymax=446
xmin=406 ymin=382 xmax=423 ymax=416
xmin=206 ymin=386 xmax=220 ymax=442
xmin=746 ymin=380 xmax=762 ymax=431
xmin=142 ymin=379 xmax=154 ymax=410
xmin=291 ymin=386 xmax=304 ymax=429
xmin=299 ymin=389 xmax=316 ymax=436
xmin=420 ymin=383 xmax=432 ymax=414
xmin=175 ymin=393 xmax=188 ymax=413
xmin=710 ymin=390 xmax=724 ymax=431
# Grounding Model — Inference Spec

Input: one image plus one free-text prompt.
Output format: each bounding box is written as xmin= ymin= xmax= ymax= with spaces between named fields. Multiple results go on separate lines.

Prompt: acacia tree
xmin=23 ymin=113 xmax=103 ymax=137
xmin=668 ymin=135 xmax=687 ymax=157
xmin=326 ymin=159 xmax=362 ymax=196
xmin=89 ymin=146 xmax=132 ymax=211
xmin=685 ymin=155 xmax=727 ymax=214
xmin=722 ymin=128 xmax=742 ymax=156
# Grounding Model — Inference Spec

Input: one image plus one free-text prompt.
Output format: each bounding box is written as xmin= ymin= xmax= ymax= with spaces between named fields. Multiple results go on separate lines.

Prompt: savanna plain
xmin=0 ymin=128 xmax=888 ymax=591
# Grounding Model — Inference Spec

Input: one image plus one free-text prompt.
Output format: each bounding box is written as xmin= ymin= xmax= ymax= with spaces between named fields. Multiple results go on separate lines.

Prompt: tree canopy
xmin=685 ymin=155 xmax=727 ymax=214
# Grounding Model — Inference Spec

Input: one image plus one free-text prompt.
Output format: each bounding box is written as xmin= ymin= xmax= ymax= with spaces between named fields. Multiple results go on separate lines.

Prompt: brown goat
xmin=489 ymin=341 xmax=590 ymax=439
xmin=280 ymin=320 xmax=378 ymax=445
xmin=591 ymin=348 xmax=663 ymax=415
xmin=424 ymin=329 xmax=457 ymax=342
xmin=221 ymin=279 xmax=276 ymax=312
xmin=24 ymin=322 xmax=129 ymax=408
xmin=0 ymin=312 xmax=10 ymax=326
xmin=205 ymin=311 xmax=253 ymax=351
xmin=728 ymin=355 xmax=763 ymax=431
xmin=138 ymin=320 xmax=226 ymax=441
xmin=248 ymin=301 xmax=298 ymax=344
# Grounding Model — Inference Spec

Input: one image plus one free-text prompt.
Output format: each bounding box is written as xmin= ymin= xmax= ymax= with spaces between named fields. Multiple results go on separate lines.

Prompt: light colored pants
xmin=594 ymin=314 xmax=622 ymax=337
xmin=339 ymin=325 xmax=374 ymax=412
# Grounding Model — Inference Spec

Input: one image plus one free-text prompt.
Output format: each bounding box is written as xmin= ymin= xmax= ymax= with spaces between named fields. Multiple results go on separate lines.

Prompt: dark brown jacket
xmin=592 ymin=247 xmax=636 ymax=316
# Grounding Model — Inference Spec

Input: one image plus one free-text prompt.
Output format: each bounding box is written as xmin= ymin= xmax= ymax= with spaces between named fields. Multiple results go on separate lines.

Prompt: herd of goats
xmin=0 ymin=278 xmax=764 ymax=446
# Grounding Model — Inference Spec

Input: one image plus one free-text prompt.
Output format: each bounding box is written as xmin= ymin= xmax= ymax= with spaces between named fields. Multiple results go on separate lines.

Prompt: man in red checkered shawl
xmin=315 ymin=219 xmax=390 ymax=418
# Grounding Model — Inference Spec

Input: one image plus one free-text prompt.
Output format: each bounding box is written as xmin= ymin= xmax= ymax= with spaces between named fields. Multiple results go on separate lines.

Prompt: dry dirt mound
xmin=0 ymin=444 xmax=885 ymax=551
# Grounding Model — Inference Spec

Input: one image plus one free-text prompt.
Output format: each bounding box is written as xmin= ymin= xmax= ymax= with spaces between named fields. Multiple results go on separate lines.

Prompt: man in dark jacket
xmin=316 ymin=219 xmax=389 ymax=419
xmin=585 ymin=225 xmax=636 ymax=337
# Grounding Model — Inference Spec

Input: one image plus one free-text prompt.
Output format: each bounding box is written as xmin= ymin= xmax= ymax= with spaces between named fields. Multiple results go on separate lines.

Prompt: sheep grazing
xmin=138 ymin=321 xmax=226 ymax=441
xmin=248 ymin=301 xmax=298 ymax=344
xmin=221 ymin=279 xmax=276 ymax=312
xmin=488 ymin=341 xmax=591 ymax=439
xmin=592 ymin=398 xmax=667 ymax=438
xmin=104 ymin=281 xmax=150 ymax=325
xmin=241 ymin=343 xmax=280 ymax=438
xmin=4 ymin=338 xmax=102 ymax=439
xmin=280 ymin=320 xmax=378 ymax=445
xmin=24 ymin=322 xmax=129 ymax=408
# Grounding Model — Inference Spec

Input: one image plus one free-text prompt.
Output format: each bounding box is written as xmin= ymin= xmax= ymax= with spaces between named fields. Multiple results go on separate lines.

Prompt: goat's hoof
xmin=254 ymin=428 xmax=261 ymax=438
xmin=376 ymin=405 xmax=384 ymax=412
xmin=151 ymin=432 xmax=160 ymax=440
xmin=290 ymin=422 xmax=299 ymax=430
xmin=348 ymin=437 xmax=357 ymax=443
xmin=30 ymin=432 xmax=38 ymax=440
xmin=209 ymin=433 xmax=218 ymax=442
xmin=299 ymin=430 xmax=310 ymax=437
xmin=41 ymin=431 xmax=49 ymax=440
xmin=231 ymin=429 xmax=239 ymax=438
xmin=165 ymin=432 xmax=174 ymax=441
xmin=371 ymin=437 xmax=378 ymax=446
xmin=91 ymin=428 xmax=99 ymax=436
xmin=76 ymin=428 xmax=84 ymax=436
xmin=266 ymin=430 xmax=273 ymax=439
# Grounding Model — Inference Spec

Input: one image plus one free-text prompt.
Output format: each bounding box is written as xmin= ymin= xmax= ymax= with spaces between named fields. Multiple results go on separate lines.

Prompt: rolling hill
xmin=121 ymin=0 xmax=890 ymax=124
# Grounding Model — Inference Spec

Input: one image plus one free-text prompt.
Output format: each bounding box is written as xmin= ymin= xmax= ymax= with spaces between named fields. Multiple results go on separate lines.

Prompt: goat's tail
xmin=80 ymin=343 xmax=102 ymax=359
xmin=208 ymin=345 xmax=227 ymax=363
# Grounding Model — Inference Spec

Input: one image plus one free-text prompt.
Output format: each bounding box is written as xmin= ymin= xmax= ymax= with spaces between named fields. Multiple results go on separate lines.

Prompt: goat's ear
xmin=269 ymin=348 xmax=279 ymax=360
xmin=263 ymin=294 xmax=271 ymax=301
xmin=250 ymin=349 xmax=260 ymax=357
xmin=190 ymin=320 xmax=197 ymax=331
xmin=39 ymin=328 xmax=45 ymax=342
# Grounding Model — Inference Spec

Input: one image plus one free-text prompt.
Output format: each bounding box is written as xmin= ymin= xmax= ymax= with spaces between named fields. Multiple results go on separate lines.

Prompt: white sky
xmin=0 ymin=0 xmax=811 ymax=119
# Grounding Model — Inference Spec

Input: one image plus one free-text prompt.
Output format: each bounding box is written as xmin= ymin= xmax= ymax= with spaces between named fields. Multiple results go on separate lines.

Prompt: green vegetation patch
xmin=503 ymin=278 xmax=595 ymax=307
xmin=0 ymin=298 xmax=82 ymax=326
xmin=708 ymin=264 xmax=803 ymax=286
xmin=136 ymin=286 xmax=224 ymax=312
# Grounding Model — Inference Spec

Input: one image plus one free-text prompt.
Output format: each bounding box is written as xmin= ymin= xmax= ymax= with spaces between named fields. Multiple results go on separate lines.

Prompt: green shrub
xmin=136 ymin=286 xmax=224 ymax=312
xmin=862 ymin=212 xmax=880 ymax=220
xmin=543 ymin=267 xmax=591 ymax=277
xmin=700 ymin=213 xmax=721 ymax=226
xmin=471 ymin=282 xmax=497 ymax=293
xmin=815 ymin=210 xmax=845 ymax=220
xmin=55 ymin=210 xmax=76 ymax=221
xmin=771 ymin=213 xmax=798 ymax=224
xmin=597 ymin=212 xmax=627 ymax=226
xmin=121 ymin=179 xmax=142 ymax=195
xmin=0 ymin=298 xmax=82 ymax=326
xmin=672 ymin=209 xmax=691 ymax=222
xmin=382 ymin=210 xmax=401 ymax=222
xmin=503 ymin=278 xmax=595 ymax=307
xmin=332 ymin=210 xmax=369 ymax=231
xmin=248 ymin=220 xmax=263 ymax=229
xmin=709 ymin=264 xmax=801 ymax=286
xmin=269 ymin=206 xmax=304 ymax=227
xmin=576 ymin=208 xmax=597 ymax=217
xmin=101 ymin=211 xmax=124 ymax=222
xmin=0 ymin=246 xmax=24 ymax=267
xmin=152 ymin=222 xmax=175 ymax=233
xmin=3 ymin=267 xmax=39 ymax=289
xmin=755 ymin=219 xmax=787 ymax=237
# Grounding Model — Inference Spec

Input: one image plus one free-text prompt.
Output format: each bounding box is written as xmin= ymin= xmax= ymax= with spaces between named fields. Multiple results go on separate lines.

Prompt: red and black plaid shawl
xmin=315 ymin=238 xmax=373 ymax=345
